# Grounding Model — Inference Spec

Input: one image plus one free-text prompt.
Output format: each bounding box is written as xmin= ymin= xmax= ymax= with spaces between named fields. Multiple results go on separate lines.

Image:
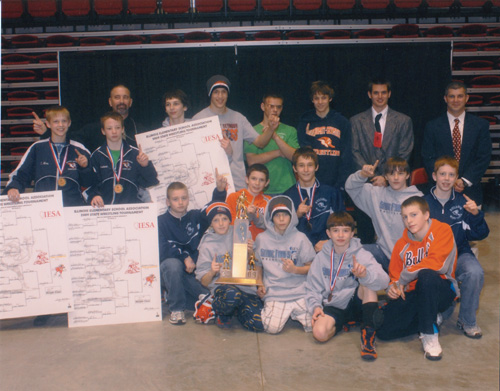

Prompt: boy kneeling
xmin=377 ymin=196 xmax=459 ymax=361
xmin=305 ymin=212 xmax=389 ymax=361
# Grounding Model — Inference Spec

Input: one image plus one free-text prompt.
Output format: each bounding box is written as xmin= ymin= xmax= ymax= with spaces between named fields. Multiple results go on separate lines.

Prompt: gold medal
xmin=58 ymin=177 xmax=66 ymax=187
xmin=114 ymin=183 xmax=123 ymax=193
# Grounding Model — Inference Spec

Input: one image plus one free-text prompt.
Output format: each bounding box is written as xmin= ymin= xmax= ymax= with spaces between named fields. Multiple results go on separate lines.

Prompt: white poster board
xmin=0 ymin=191 xmax=73 ymax=319
xmin=65 ymin=203 xmax=161 ymax=328
xmin=136 ymin=116 xmax=234 ymax=216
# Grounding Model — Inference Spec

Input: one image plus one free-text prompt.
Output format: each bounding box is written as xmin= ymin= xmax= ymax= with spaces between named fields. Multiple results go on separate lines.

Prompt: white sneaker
xmin=419 ymin=333 xmax=442 ymax=361
xmin=169 ymin=311 xmax=186 ymax=325
xmin=457 ymin=320 xmax=482 ymax=339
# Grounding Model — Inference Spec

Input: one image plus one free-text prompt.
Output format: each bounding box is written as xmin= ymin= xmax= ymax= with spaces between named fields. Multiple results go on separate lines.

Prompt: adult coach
xmin=421 ymin=81 xmax=491 ymax=205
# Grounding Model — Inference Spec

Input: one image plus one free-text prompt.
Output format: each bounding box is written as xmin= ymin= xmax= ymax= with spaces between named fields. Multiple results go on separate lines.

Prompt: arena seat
xmin=426 ymin=0 xmax=454 ymax=7
xmin=2 ymin=0 xmax=24 ymax=19
xmin=27 ymin=0 xmax=57 ymax=17
xmin=355 ymin=29 xmax=387 ymax=38
xmin=293 ymin=0 xmax=322 ymax=11
xmin=7 ymin=91 xmax=39 ymax=101
xmin=410 ymin=168 xmax=428 ymax=186
xmin=3 ymin=54 xmax=33 ymax=65
xmin=195 ymin=0 xmax=224 ymax=12
xmin=150 ymin=34 xmax=179 ymax=43
xmin=61 ymin=0 xmax=91 ymax=16
xmin=320 ymin=30 xmax=351 ymax=39
xmin=184 ymin=31 xmax=213 ymax=42
xmin=262 ymin=0 xmax=290 ymax=11
xmin=460 ymin=1 xmax=487 ymax=8
xmin=220 ymin=31 xmax=246 ymax=41
xmin=393 ymin=0 xmax=422 ymax=8
xmin=94 ymin=0 xmax=123 ymax=15
xmin=162 ymin=0 xmax=191 ymax=13
xmin=456 ymin=24 xmax=488 ymax=36
xmin=114 ymin=35 xmax=145 ymax=45
xmin=286 ymin=30 xmax=316 ymax=39
xmin=390 ymin=24 xmax=420 ymax=37
xmin=326 ymin=0 xmax=355 ymax=9
xmin=424 ymin=25 xmax=454 ymax=37
xmin=46 ymin=35 xmax=77 ymax=47
xmin=361 ymin=0 xmax=390 ymax=9
xmin=228 ymin=0 xmax=256 ymax=11
xmin=254 ymin=31 xmax=282 ymax=40
xmin=128 ymin=0 xmax=158 ymax=14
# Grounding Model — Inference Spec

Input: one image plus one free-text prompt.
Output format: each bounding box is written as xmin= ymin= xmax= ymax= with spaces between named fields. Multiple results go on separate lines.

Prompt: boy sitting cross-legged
xmin=305 ymin=212 xmax=389 ymax=361
xmin=377 ymin=196 xmax=459 ymax=361
xmin=158 ymin=170 xmax=227 ymax=325
xmin=196 ymin=202 xmax=264 ymax=331
xmin=424 ymin=156 xmax=489 ymax=338
xmin=226 ymin=163 xmax=271 ymax=240
xmin=254 ymin=195 xmax=316 ymax=334
xmin=345 ymin=157 xmax=422 ymax=271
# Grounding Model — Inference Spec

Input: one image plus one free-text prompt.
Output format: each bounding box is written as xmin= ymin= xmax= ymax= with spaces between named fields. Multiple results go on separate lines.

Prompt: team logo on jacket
xmin=186 ymin=222 xmax=194 ymax=236
xmin=123 ymin=160 xmax=132 ymax=170
xmin=67 ymin=161 xmax=77 ymax=170
xmin=450 ymin=205 xmax=463 ymax=220
xmin=315 ymin=197 xmax=328 ymax=212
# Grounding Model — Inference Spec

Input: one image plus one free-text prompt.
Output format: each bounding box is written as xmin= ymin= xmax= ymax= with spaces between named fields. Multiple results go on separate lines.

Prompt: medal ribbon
xmin=49 ymin=142 xmax=69 ymax=177
xmin=329 ymin=248 xmax=347 ymax=298
xmin=296 ymin=181 xmax=317 ymax=223
xmin=106 ymin=145 xmax=124 ymax=184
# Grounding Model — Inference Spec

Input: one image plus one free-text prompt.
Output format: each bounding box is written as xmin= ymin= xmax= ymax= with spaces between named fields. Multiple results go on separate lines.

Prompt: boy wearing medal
xmin=345 ymin=157 xmax=422 ymax=271
xmin=305 ymin=212 xmax=389 ymax=361
xmin=5 ymin=105 xmax=94 ymax=207
xmin=284 ymin=147 xmax=344 ymax=252
xmin=87 ymin=112 xmax=158 ymax=206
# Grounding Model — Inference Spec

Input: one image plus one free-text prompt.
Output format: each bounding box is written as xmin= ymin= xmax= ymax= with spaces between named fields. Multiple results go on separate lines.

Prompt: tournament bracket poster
xmin=65 ymin=203 xmax=162 ymax=328
xmin=0 ymin=191 xmax=73 ymax=319
xmin=135 ymin=116 xmax=235 ymax=216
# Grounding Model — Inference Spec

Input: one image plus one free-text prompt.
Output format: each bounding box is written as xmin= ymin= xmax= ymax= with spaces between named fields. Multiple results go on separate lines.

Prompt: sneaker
xmin=419 ymin=333 xmax=442 ymax=361
xmin=169 ymin=311 xmax=186 ymax=325
xmin=360 ymin=327 xmax=377 ymax=361
xmin=216 ymin=315 xmax=232 ymax=329
xmin=457 ymin=320 xmax=482 ymax=339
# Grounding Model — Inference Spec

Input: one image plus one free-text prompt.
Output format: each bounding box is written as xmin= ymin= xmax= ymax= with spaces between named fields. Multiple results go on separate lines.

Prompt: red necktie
xmin=452 ymin=118 xmax=461 ymax=162
xmin=373 ymin=113 xmax=382 ymax=148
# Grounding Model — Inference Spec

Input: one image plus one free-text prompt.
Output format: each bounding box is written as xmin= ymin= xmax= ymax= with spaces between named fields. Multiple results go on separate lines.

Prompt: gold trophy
xmin=216 ymin=193 xmax=258 ymax=285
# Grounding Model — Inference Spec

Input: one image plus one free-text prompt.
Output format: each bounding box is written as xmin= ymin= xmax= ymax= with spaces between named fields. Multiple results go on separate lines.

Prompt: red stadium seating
xmin=196 ymin=0 xmax=224 ymax=12
xmin=2 ymin=0 xmax=24 ymax=19
xmin=361 ymin=0 xmax=390 ymax=9
xmin=320 ymin=30 xmax=351 ymax=39
xmin=184 ymin=31 xmax=213 ymax=42
xmin=228 ymin=0 xmax=256 ymax=11
xmin=162 ymin=0 xmax=191 ymax=13
xmin=61 ymin=0 xmax=91 ymax=16
xmin=220 ymin=31 xmax=246 ymax=41
xmin=293 ymin=0 xmax=322 ymax=11
xmin=393 ymin=0 xmax=422 ymax=8
xmin=426 ymin=0 xmax=453 ymax=7
xmin=286 ymin=30 xmax=316 ymax=40
xmin=327 ymin=0 xmax=355 ymax=9
xmin=410 ymin=168 xmax=428 ymax=186
xmin=262 ymin=0 xmax=289 ymax=11
xmin=27 ymin=0 xmax=56 ymax=17
xmin=128 ymin=0 xmax=158 ymax=14
xmin=94 ymin=0 xmax=123 ymax=15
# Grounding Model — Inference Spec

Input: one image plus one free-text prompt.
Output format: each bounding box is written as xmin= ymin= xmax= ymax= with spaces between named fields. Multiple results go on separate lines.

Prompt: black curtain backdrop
xmin=60 ymin=42 xmax=451 ymax=168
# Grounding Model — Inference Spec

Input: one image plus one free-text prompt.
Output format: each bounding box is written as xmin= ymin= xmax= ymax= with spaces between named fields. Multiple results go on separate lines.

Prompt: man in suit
xmin=422 ymin=81 xmax=491 ymax=205
xmin=350 ymin=79 xmax=414 ymax=243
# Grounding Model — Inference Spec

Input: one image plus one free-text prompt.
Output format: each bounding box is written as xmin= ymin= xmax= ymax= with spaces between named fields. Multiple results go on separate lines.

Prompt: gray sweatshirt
xmin=305 ymin=238 xmax=389 ymax=312
xmin=345 ymin=170 xmax=423 ymax=259
xmin=196 ymin=226 xmax=258 ymax=295
xmin=254 ymin=196 xmax=316 ymax=302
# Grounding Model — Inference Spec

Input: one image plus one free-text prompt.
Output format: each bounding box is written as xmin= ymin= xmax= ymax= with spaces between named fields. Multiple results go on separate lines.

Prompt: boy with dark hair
xmin=158 ymin=171 xmax=227 ymax=325
xmin=377 ymin=196 xmax=459 ymax=361
xmin=245 ymin=93 xmax=299 ymax=195
xmin=306 ymin=211 xmax=389 ymax=361
xmin=162 ymin=89 xmax=190 ymax=127
xmin=296 ymin=80 xmax=353 ymax=188
xmin=5 ymin=105 xmax=94 ymax=207
xmin=86 ymin=112 xmax=159 ymax=206
xmin=226 ymin=163 xmax=271 ymax=240
xmin=284 ymin=147 xmax=344 ymax=252
xmin=345 ymin=157 xmax=422 ymax=271
xmin=255 ymin=195 xmax=316 ymax=334
xmin=424 ymin=156 xmax=489 ymax=338
xmin=196 ymin=202 xmax=264 ymax=331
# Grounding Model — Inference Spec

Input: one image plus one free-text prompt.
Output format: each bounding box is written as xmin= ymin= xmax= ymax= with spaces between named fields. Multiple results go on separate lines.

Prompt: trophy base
xmin=215 ymin=270 xmax=260 ymax=286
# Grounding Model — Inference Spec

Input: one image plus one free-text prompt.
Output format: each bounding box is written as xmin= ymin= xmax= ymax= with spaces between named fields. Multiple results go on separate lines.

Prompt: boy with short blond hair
xmin=86 ymin=112 xmax=159 ymax=206
xmin=284 ymin=147 xmax=344 ymax=253
xmin=5 ymin=105 xmax=94 ymax=207
xmin=377 ymin=196 xmax=459 ymax=361
xmin=196 ymin=202 xmax=264 ymax=331
xmin=424 ymin=156 xmax=489 ymax=338
xmin=226 ymin=163 xmax=271 ymax=240
xmin=158 ymin=172 xmax=227 ymax=325
xmin=345 ymin=157 xmax=422 ymax=271
xmin=254 ymin=195 xmax=316 ymax=334
xmin=306 ymin=212 xmax=389 ymax=361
